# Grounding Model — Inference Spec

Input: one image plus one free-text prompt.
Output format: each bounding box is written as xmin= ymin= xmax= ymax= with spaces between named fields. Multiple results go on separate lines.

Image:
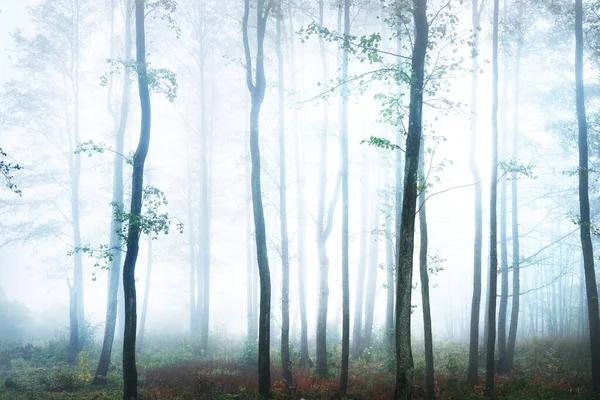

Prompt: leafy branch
xmin=74 ymin=140 xmax=134 ymax=164
xmin=69 ymin=185 xmax=184 ymax=278
xmin=100 ymin=59 xmax=178 ymax=102
xmin=0 ymin=147 xmax=23 ymax=195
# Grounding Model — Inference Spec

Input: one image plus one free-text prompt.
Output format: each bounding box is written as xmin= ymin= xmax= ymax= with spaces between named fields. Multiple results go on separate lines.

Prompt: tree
xmin=289 ymin=0 xmax=309 ymax=367
xmin=94 ymin=0 xmax=132 ymax=385
xmin=123 ymin=0 xmax=152 ymax=397
xmin=505 ymin=0 xmax=523 ymax=370
xmin=8 ymin=0 xmax=92 ymax=364
xmin=363 ymin=165 xmax=380 ymax=348
xmin=137 ymin=232 xmax=152 ymax=352
xmin=242 ymin=0 xmax=273 ymax=395
xmin=467 ymin=0 xmax=484 ymax=384
xmin=315 ymin=0 xmax=341 ymax=378
xmin=497 ymin=0 xmax=510 ymax=368
xmin=340 ymin=0 xmax=351 ymax=393
xmin=352 ymin=153 xmax=370 ymax=359
xmin=485 ymin=0 xmax=500 ymax=393
xmin=0 ymin=148 xmax=22 ymax=195
xmin=275 ymin=6 xmax=292 ymax=388
xmin=574 ymin=0 xmax=600 ymax=392
xmin=418 ymin=138 xmax=434 ymax=399
xmin=394 ymin=0 xmax=428 ymax=398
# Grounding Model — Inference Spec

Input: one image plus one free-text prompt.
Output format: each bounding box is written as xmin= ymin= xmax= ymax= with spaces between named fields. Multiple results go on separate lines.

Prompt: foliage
xmin=100 ymin=59 xmax=178 ymax=102
xmin=237 ymin=338 xmax=258 ymax=365
xmin=499 ymin=159 xmax=535 ymax=179
xmin=69 ymin=185 xmax=183 ymax=278
xmin=0 ymin=147 xmax=22 ymax=195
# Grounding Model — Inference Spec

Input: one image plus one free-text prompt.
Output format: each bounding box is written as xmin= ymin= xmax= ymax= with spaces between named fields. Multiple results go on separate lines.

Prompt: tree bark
xmin=288 ymin=0 xmax=309 ymax=368
xmin=340 ymin=0 xmax=351 ymax=393
xmin=485 ymin=0 xmax=500 ymax=393
xmin=94 ymin=0 xmax=132 ymax=384
xmin=467 ymin=0 xmax=483 ymax=385
xmin=67 ymin=279 xmax=79 ymax=365
xmin=497 ymin=0 xmax=510 ymax=368
xmin=418 ymin=140 xmax=434 ymax=400
xmin=122 ymin=1 xmax=151 ymax=398
xmin=137 ymin=234 xmax=152 ymax=352
xmin=315 ymin=0 xmax=341 ymax=377
xmin=276 ymin=11 xmax=292 ymax=388
xmin=352 ymin=153 xmax=370 ymax=359
xmin=363 ymin=172 xmax=379 ymax=348
xmin=394 ymin=0 xmax=428 ymax=398
xmin=391 ymin=13 xmax=404 ymax=354
xmin=575 ymin=0 xmax=600 ymax=393
xmin=505 ymin=0 xmax=523 ymax=370
xmin=243 ymin=0 xmax=272 ymax=395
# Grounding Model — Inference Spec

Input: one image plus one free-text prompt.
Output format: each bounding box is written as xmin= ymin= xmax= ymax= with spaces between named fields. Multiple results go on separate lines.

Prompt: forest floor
xmin=0 ymin=336 xmax=594 ymax=399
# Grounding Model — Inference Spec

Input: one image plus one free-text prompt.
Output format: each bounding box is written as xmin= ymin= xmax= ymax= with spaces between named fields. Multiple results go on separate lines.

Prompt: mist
xmin=1 ymin=0 xmax=599 ymax=399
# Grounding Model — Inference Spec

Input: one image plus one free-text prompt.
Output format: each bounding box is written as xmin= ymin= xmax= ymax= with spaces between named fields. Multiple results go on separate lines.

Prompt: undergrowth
xmin=0 ymin=333 xmax=593 ymax=399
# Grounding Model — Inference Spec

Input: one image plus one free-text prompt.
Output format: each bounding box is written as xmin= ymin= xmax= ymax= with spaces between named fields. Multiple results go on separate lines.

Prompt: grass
xmin=0 ymin=336 xmax=595 ymax=399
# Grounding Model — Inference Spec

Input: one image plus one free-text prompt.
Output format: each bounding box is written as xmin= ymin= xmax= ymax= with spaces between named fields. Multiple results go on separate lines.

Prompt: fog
xmin=0 ymin=0 xmax=599 ymax=398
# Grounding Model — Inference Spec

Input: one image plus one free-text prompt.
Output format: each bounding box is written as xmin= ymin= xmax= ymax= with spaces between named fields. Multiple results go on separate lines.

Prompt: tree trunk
xmin=391 ymin=16 xmax=404 ymax=354
xmin=188 ymin=159 xmax=197 ymax=334
xmin=276 ymin=12 xmax=292 ymax=388
xmin=315 ymin=0 xmax=341 ymax=377
xmin=243 ymin=0 xmax=272 ymax=395
xmin=497 ymin=0 xmax=510 ymax=367
xmin=193 ymin=3 xmax=211 ymax=353
xmin=67 ymin=279 xmax=79 ymax=365
xmin=352 ymin=153 xmax=369 ymax=359
xmin=485 ymin=0 xmax=500 ymax=393
xmin=385 ymin=214 xmax=394 ymax=350
xmin=137 ymin=234 xmax=152 ymax=352
xmin=122 ymin=1 xmax=151 ymax=398
xmin=94 ymin=0 xmax=132 ymax=384
xmin=340 ymin=0 xmax=351 ymax=393
xmin=288 ymin=1 xmax=309 ymax=368
xmin=575 ymin=0 xmax=600 ymax=392
xmin=505 ymin=0 xmax=523 ymax=370
xmin=363 ymin=174 xmax=379 ymax=348
xmin=467 ymin=0 xmax=483 ymax=385
xmin=394 ymin=0 xmax=428 ymax=398
xmin=418 ymin=140 xmax=434 ymax=400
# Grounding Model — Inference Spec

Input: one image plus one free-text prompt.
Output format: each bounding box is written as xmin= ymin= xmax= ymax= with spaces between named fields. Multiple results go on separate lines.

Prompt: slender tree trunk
xmin=352 ymin=154 xmax=369 ymax=359
xmin=467 ymin=0 xmax=483 ymax=385
xmin=485 ymin=0 xmax=500 ymax=393
xmin=505 ymin=0 xmax=523 ymax=369
xmin=288 ymin=2 xmax=309 ymax=368
xmin=276 ymin=12 xmax=292 ymax=388
xmin=497 ymin=0 xmax=510 ymax=367
xmin=188 ymin=161 xmax=197 ymax=334
xmin=94 ymin=0 xmax=132 ymax=384
xmin=122 ymin=1 xmax=151 ymax=398
xmin=137 ymin=234 xmax=152 ymax=352
xmin=194 ymin=5 xmax=211 ymax=353
xmin=418 ymin=139 xmax=434 ymax=400
xmin=315 ymin=0 xmax=341 ymax=377
xmin=72 ymin=0 xmax=84 ymax=331
xmin=244 ymin=95 xmax=257 ymax=343
xmin=385 ymin=214 xmax=394 ymax=349
xmin=394 ymin=0 xmax=428 ymax=398
xmin=340 ymin=0 xmax=350 ymax=393
xmin=575 ymin=0 xmax=600 ymax=392
xmin=363 ymin=174 xmax=379 ymax=348
xmin=67 ymin=279 xmax=79 ymax=364
xmin=64 ymin=0 xmax=84 ymax=361
xmin=391 ymin=15 xmax=404 ymax=354
xmin=245 ymin=156 xmax=256 ymax=342
xmin=243 ymin=1 xmax=272 ymax=395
